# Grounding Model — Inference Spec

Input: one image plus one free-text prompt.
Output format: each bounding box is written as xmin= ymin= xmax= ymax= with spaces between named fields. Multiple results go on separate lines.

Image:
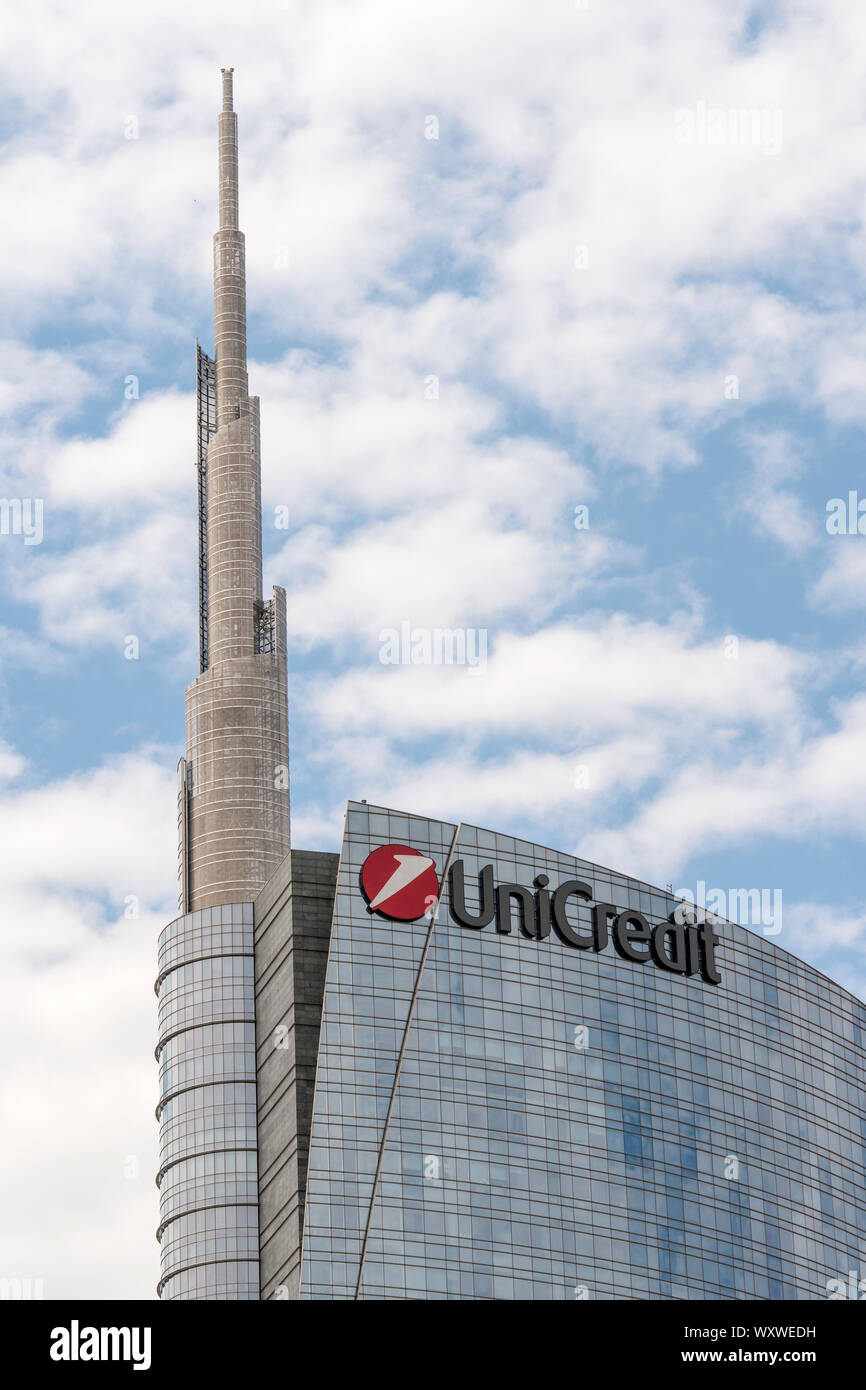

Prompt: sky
xmin=1 ymin=0 xmax=866 ymax=1300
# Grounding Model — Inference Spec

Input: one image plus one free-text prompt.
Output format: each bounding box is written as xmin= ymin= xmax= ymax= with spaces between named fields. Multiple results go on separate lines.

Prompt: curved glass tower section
xmin=155 ymin=903 xmax=260 ymax=1300
xmin=299 ymin=803 xmax=866 ymax=1301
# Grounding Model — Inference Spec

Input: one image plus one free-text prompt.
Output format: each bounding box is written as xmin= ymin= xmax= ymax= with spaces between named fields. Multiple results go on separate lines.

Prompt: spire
xmin=203 ymin=65 xmax=263 ymax=668
xmin=178 ymin=73 xmax=289 ymax=909
xmin=214 ymin=65 xmax=247 ymax=425
xmin=218 ymin=67 xmax=239 ymax=232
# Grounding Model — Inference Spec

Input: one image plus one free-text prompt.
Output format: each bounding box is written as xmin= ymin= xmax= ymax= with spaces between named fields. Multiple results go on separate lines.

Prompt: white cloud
xmin=46 ymin=392 xmax=191 ymax=512
xmin=579 ymin=693 xmax=866 ymax=881
xmin=0 ymin=749 xmax=176 ymax=1298
xmin=2 ymin=0 xmax=866 ymax=467
xmin=810 ymin=542 xmax=866 ymax=613
xmin=0 ymin=739 xmax=26 ymax=783
xmin=0 ymin=341 xmax=92 ymax=429
xmin=781 ymin=900 xmax=866 ymax=1001
xmin=11 ymin=513 xmax=193 ymax=655
xmin=0 ymin=749 xmax=177 ymax=897
xmin=313 ymin=616 xmax=808 ymax=737
xmin=736 ymin=428 xmax=814 ymax=553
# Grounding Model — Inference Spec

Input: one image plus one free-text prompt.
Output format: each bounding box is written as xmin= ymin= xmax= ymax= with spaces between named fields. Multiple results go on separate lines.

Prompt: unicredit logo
xmin=360 ymin=844 xmax=440 ymax=921
xmin=359 ymin=843 xmax=722 ymax=985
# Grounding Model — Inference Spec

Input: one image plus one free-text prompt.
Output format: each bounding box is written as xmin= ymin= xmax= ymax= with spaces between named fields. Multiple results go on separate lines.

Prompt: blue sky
xmin=2 ymin=0 xmax=866 ymax=1298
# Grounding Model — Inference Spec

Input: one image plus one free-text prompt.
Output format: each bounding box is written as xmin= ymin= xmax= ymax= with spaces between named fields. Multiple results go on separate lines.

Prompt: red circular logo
xmin=360 ymin=844 xmax=440 ymax=921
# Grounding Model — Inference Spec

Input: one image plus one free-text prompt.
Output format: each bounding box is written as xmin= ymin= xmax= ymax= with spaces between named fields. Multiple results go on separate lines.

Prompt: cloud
xmin=578 ymin=693 xmax=866 ymax=881
xmin=11 ymin=513 xmax=193 ymax=655
xmin=2 ymin=0 xmax=866 ymax=471
xmin=736 ymin=428 xmax=814 ymax=553
xmin=0 ymin=739 xmax=26 ymax=783
xmin=810 ymin=541 xmax=866 ymax=613
xmin=312 ymin=616 xmax=808 ymax=738
xmin=46 ymin=392 xmax=192 ymax=513
xmin=284 ymin=615 xmax=819 ymax=890
xmin=0 ymin=341 xmax=93 ymax=430
xmin=782 ymin=899 xmax=866 ymax=1001
xmin=0 ymin=748 xmax=176 ymax=1298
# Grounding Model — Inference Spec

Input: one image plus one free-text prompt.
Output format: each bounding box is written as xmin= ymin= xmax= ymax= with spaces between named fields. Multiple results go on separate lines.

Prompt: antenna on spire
xmin=220 ymin=67 xmax=234 ymax=112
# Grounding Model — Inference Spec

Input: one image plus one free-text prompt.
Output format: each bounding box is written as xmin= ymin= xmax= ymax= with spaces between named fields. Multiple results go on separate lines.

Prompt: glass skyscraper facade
xmin=298 ymin=802 xmax=866 ymax=1301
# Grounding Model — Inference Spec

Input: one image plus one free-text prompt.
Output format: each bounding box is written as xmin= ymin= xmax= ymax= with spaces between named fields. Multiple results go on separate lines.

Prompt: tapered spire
xmin=204 ymin=67 xmax=263 ymax=666
xmin=179 ymin=66 xmax=289 ymax=916
xmin=214 ymin=65 xmax=248 ymax=426
xmin=218 ymin=67 xmax=239 ymax=230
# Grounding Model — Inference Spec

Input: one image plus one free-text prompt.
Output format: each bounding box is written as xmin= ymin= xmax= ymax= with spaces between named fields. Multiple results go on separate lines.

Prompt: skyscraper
xmin=155 ymin=73 xmax=866 ymax=1302
xmin=156 ymin=67 xmax=299 ymax=1302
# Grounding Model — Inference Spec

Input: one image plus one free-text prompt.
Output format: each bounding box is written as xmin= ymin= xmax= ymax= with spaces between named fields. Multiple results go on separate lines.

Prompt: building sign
xmin=359 ymin=843 xmax=440 ymax=920
xmin=360 ymin=845 xmax=722 ymax=985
